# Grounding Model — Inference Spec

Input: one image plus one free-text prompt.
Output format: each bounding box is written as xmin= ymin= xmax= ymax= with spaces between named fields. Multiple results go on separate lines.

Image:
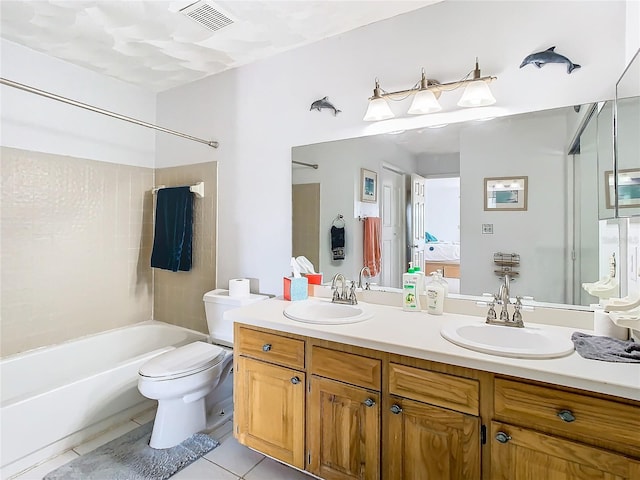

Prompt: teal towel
xmin=151 ymin=187 xmax=193 ymax=272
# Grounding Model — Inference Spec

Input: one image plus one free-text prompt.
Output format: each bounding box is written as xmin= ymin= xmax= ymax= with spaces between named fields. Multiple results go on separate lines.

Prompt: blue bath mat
xmin=43 ymin=422 xmax=219 ymax=480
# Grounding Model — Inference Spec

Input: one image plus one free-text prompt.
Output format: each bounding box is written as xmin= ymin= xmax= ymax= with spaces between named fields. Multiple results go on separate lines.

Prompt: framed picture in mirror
xmin=605 ymin=169 xmax=640 ymax=209
xmin=484 ymin=176 xmax=528 ymax=211
xmin=361 ymin=168 xmax=378 ymax=203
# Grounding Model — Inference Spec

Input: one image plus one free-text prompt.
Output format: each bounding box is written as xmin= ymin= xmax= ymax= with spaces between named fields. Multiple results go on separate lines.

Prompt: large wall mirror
xmin=615 ymin=49 xmax=640 ymax=218
xmin=292 ymin=101 xmax=620 ymax=309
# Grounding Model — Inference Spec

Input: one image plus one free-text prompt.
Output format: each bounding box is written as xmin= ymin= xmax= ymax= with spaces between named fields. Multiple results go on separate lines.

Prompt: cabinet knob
xmin=290 ymin=376 xmax=301 ymax=385
xmin=557 ymin=409 xmax=576 ymax=423
xmin=262 ymin=343 xmax=272 ymax=352
xmin=364 ymin=398 xmax=376 ymax=408
xmin=390 ymin=404 xmax=403 ymax=415
xmin=495 ymin=432 xmax=512 ymax=444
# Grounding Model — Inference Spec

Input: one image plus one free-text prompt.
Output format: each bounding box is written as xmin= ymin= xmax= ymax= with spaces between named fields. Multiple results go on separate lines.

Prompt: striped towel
xmin=363 ymin=217 xmax=381 ymax=277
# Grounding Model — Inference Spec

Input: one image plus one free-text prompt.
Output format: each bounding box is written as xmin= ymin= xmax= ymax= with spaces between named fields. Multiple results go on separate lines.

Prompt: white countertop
xmin=226 ymin=297 xmax=640 ymax=402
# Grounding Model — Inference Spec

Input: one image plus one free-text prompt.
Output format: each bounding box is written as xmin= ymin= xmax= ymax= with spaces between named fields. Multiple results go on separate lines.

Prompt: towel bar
xmin=152 ymin=181 xmax=204 ymax=198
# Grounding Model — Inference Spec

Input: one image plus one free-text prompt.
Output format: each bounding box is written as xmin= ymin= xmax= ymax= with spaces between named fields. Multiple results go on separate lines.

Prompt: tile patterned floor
xmin=11 ymin=409 xmax=313 ymax=480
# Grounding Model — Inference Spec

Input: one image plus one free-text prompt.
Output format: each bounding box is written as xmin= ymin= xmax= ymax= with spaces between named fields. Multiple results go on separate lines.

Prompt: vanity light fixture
xmin=363 ymin=58 xmax=497 ymax=121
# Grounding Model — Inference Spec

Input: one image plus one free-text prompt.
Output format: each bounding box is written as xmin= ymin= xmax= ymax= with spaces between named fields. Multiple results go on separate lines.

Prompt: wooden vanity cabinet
xmin=490 ymin=421 xmax=640 ymax=479
xmin=234 ymin=325 xmax=307 ymax=469
xmin=385 ymin=362 xmax=482 ymax=480
xmin=307 ymin=346 xmax=382 ymax=480
xmin=491 ymin=377 xmax=640 ymax=479
xmin=234 ymin=323 xmax=640 ymax=480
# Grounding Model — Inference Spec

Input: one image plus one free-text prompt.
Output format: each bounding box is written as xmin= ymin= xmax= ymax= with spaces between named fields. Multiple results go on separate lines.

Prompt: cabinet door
xmin=235 ymin=356 xmax=305 ymax=469
xmin=308 ymin=376 xmax=380 ymax=480
xmin=491 ymin=422 xmax=640 ymax=479
xmin=386 ymin=396 xmax=480 ymax=480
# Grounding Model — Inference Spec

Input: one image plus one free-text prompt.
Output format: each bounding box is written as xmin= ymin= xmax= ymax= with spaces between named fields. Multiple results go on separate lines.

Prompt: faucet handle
xmin=487 ymin=302 xmax=497 ymax=321
xmin=349 ymin=281 xmax=358 ymax=304
xmin=512 ymin=298 xmax=524 ymax=326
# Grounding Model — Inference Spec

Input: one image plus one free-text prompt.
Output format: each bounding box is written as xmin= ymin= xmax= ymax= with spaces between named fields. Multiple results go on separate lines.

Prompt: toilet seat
xmin=139 ymin=341 xmax=226 ymax=381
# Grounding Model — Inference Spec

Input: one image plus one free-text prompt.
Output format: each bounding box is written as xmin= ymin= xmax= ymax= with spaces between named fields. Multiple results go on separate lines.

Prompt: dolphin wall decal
xmin=520 ymin=46 xmax=581 ymax=74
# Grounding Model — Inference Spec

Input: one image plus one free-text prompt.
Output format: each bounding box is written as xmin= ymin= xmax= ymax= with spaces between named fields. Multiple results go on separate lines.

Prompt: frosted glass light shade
xmin=407 ymin=89 xmax=442 ymax=114
xmin=458 ymin=81 xmax=496 ymax=107
xmin=363 ymin=97 xmax=394 ymax=121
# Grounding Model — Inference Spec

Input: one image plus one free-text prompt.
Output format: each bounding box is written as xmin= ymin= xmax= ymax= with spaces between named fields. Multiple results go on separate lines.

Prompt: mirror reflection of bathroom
xmin=292 ymin=102 xmax=622 ymax=307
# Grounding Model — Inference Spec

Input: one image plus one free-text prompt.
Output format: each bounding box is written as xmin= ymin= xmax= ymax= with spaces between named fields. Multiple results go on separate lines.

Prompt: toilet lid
xmin=139 ymin=341 xmax=226 ymax=379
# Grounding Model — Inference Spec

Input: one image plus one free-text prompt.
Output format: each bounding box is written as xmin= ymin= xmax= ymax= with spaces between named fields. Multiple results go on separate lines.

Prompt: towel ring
xmin=332 ymin=214 xmax=345 ymax=228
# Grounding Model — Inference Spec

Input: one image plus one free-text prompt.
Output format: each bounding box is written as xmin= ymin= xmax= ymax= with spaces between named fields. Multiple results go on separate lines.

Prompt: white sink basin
xmin=440 ymin=319 xmax=575 ymax=359
xmin=283 ymin=299 xmax=373 ymax=325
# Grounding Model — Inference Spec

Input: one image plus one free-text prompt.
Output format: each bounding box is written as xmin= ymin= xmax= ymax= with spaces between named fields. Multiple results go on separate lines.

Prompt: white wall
xmin=460 ymin=112 xmax=569 ymax=303
xmin=0 ymin=39 xmax=157 ymax=167
xmin=626 ymin=0 xmax=640 ymax=62
xmin=417 ymin=152 xmax=460 ymax=177
xmin=292 ymin=135 xmax=416 ymax=282
xmin=156 ymin=1 xmax=627 ymax=295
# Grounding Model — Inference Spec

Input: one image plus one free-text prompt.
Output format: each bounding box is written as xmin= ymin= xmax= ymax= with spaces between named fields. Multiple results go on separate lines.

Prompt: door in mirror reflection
xmin=381 ymin=166 xmax=404 ymax=288
xmin=410 ymin=174 xmax=426 ymax=276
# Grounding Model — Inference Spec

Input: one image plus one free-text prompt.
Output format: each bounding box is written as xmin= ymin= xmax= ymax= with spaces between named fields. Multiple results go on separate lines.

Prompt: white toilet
xmin=138 ymin=288 xmax=268 ymax=449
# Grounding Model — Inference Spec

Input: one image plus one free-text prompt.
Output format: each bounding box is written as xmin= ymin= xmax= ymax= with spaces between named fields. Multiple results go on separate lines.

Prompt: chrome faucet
xmin=358 ymin=266 xmax=372 ymax=290
xmin=486 ymin=274 xmax=524 ymax=327
xmin=498 ymin=274 xmax=511 ymax=321
xmin=331 ymin=273 xmax=358 ymax=305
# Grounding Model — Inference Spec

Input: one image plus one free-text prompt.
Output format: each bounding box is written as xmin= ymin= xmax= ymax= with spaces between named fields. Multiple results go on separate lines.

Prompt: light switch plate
xmin=482 ymin=224 xmax=493 ymax=234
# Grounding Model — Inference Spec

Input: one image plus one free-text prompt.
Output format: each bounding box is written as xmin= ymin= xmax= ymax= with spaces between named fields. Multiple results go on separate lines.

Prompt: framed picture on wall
xmin=605 ymin=169 xmax=640 ymax=209
xmin=361 ymin=168 xmax=378 ymax=203
xmin=484 ymin=176 xmax=528 ymax=211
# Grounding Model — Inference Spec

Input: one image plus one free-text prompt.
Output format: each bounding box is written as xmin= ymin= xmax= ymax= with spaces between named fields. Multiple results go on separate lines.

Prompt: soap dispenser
xmin=425 ymin=272 xmax=444 ymax=315
xmin=402 ymin=267 xmax=422 ymax=312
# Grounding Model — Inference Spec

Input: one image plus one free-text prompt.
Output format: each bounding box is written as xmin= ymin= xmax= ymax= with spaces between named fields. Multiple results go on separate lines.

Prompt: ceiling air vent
xmin=179 ymin=1 xmax=235 ymax=32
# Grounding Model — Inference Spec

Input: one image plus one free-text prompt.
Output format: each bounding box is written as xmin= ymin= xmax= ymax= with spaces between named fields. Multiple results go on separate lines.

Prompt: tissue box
xmin=284 ymin=276 xmax=308 ymax=301
xmin=303 ymin=273 xmax=323 ymax=285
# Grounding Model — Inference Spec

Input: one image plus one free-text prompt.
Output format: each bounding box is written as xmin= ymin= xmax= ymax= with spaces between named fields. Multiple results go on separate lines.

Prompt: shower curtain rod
xmin=0 ymin=77 xmax=219 ymax=149
xmin=292 ymin=160 xmax=318 ymax=169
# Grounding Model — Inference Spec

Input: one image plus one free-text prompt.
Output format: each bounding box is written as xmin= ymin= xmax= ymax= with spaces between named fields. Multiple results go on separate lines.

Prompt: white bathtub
xmin=0 ymin=321 xmax=208 ymax=475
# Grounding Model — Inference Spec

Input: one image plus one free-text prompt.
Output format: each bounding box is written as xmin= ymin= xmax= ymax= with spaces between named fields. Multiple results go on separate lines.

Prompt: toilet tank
xmin=203 ymin=289 xmax=268 ymax=346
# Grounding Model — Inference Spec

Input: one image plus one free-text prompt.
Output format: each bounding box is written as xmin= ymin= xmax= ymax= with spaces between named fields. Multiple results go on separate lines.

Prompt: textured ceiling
xmin=0 ymin=0 xmax=439 ymax=92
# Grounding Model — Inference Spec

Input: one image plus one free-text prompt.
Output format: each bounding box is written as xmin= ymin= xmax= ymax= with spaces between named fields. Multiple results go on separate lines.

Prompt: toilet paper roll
xmin=594 ymin=309 xmax=629 ymax=340
xmin=229 ymin=278 xmax=251 ymax=298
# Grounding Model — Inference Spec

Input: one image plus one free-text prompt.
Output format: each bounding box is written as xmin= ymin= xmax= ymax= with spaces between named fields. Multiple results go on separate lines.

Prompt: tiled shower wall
xmin=153 ymin=162 xmax=217 ymax=333
xmin=1 ymin=147 xmax=154 ymax=356
xmin=1 ymin=148 xmax=217 ymax=356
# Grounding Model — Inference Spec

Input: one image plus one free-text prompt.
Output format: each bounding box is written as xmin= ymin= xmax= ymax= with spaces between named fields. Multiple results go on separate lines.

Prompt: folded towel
xmin=571 ymin=332 xmax=640 ymax=363
xmin=425 ymin=232 xmax=438 ymax=242
xmin=331 ymin=226 xmax=345 ymax=261
xmin=151 ymin=187 xmax=193 ymax=272
xmin=364 ymin=217 xmax=381 ymax=276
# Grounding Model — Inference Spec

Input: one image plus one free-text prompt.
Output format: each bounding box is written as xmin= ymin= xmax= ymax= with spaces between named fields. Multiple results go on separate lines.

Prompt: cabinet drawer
xmin=236 ymin=326 xmax=305 ymax=369
xmin=494 ymin=378 xmax=640 ymax=457
xmin=311 ymin=346 xmax=381 ymax=390
xmin=389 ymin=363 xmax=479 ymax=415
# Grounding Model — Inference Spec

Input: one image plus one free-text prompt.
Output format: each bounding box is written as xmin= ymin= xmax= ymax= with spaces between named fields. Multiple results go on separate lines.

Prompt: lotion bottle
xmin=435 ymin=269 xmax=449 ymax=296
xmin=425 ymin=272 xmax=444 ymax=315
xmin=402 ymin=268 xmax=421 ymax=312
